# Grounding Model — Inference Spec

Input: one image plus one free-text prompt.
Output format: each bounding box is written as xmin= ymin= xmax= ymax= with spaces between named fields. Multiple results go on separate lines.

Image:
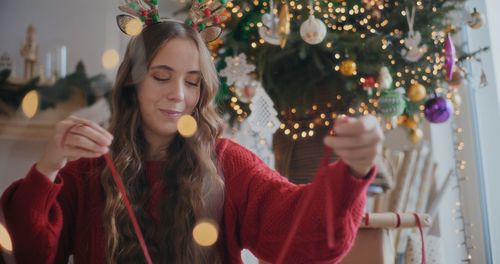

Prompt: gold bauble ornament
xmin=279 ymin=2 xmax=290 ymax=48
xmin=404 ymin=118 xmax=418 ymax=129
xmin=340 ymin=59 xmax=357 ymax=76
xmin=397 ymin=115 xmax=407 ymax=126
xmin=407 ymin=82 xmax=426 ymax=102
xmin=409 ymin=128 xmax=423 ymax=144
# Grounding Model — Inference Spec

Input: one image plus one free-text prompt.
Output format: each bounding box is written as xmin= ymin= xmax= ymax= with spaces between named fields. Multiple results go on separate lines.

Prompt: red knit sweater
xmin=1 ymin=138 xmax=374 ymax=263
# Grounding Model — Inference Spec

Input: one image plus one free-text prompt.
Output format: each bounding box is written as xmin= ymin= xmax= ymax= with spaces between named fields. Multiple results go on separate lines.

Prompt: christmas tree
xmin=204 ymin=0 xmax=482 ymax=142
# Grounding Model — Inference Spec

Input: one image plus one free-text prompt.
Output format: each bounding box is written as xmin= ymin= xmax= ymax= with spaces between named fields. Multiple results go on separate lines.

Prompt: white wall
xmin=463 ymin=0 xmax=500 ymax=262
xmin=0 ymin=0 xmax=183 ymax=80
xmin=0 ymin=0 xmax=120 ymax=79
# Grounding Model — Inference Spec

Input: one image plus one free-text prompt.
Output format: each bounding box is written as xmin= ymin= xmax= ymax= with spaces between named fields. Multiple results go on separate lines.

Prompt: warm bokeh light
xmin=125 ymin=18 xmax=143 ymax=36
xmin=192 ymin=220 xmax=218 ymax=247
xmin=102 ymin=49 xmax=120 ymax=70
xmin=21 ymin=90 xmax=39 ymax=118
xmin=0 ymin=223 xmax=12 ymax=252
xmin=177 ymin=115 xmax=198 ymax=138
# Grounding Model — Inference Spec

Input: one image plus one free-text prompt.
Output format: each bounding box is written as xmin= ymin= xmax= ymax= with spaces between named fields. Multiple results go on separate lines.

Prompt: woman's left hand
xmin=323 ymin=115 xmax=384 ymax=178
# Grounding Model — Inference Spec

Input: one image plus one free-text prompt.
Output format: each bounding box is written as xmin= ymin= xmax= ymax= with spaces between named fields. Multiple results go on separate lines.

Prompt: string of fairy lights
xmin=219 ymin=0 xmax=455 ymax=140
xmin=448 ymin=88 xmax=475 ymax=263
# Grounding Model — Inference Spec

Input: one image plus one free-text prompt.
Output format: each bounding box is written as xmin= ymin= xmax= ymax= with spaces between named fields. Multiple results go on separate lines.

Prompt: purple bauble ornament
xmin=424 ymin=97 xmax=453 ymax=123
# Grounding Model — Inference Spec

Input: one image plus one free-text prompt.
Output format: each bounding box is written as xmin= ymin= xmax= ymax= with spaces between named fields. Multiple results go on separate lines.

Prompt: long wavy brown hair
xmin=101 ymin=21 xmax=224 ymax=263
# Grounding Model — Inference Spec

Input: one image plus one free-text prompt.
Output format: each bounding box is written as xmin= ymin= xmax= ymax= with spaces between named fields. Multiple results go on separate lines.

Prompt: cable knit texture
xmin=1 ymin=138 xmax=374 ymax=263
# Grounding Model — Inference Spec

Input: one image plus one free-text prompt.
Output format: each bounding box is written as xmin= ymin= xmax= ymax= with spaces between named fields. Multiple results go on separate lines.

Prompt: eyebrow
xmin=149 ymin=64 xmax=201 ymax=75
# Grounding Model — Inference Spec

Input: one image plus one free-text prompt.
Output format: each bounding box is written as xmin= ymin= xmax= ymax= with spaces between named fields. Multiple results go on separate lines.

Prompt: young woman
xmin=1 ymin=21 xmax=383 ymax=263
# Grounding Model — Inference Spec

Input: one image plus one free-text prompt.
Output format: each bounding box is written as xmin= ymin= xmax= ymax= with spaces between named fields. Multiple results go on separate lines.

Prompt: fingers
xmin=323 ymin=114 xmax=384 ymax=177
xmin=69 ymin=116 xmax=113 ymax=140
xmin=64 ymin=133 xmax=109 ymax=154
xmin=324 ymin=129 xmax=383 ymax=149
xmin=70 ymin=125 xmax=113 ymax=147
xmin=64 ymin=145 xmax=106 ymax=159
xmin=334 ymin=144 xmax=382 ymax=161
xmin=55 ymin=116 xmax=113 ymax=159
xmin=333 ymin=115 xmax=379 ymax=136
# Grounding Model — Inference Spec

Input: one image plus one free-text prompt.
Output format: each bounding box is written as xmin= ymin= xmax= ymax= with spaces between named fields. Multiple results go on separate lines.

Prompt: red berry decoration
xmin=213 ymin=15 xmax=221 ymax=24
xmin=363 ymin=76 xmax=376 ymax=88
xmin=204 ymin=8 xmax=212 ymax=17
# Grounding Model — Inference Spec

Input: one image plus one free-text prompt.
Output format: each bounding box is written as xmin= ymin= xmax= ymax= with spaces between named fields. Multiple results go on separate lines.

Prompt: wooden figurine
xmin=20 ymin=24 xmax=39 ymax=81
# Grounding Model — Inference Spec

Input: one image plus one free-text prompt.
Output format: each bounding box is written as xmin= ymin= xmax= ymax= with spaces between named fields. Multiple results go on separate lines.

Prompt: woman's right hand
xmin=36 ymin=115 xmax=113 ymax=181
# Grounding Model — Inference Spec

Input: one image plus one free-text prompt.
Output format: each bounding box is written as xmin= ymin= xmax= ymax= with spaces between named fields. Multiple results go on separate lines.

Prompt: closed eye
xmin=153 ymin=76 xmax=170 ymax=82
xmin=186 ymin=81 xmax=200 ymax=87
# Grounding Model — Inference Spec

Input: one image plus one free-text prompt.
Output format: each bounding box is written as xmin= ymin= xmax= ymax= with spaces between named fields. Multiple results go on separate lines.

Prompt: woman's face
xmin=137 ymin=37 xmax=202 ymax=145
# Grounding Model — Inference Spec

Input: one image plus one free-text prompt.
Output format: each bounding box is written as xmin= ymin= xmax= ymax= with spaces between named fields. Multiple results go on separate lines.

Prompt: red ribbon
xmin=63 ymin=125 xmax=153 ymax=264
xmin=395 ymin=213 xmax=401 ymax=228
xmin=104 ymin=154 xmax=153 ymax=264
xmin=413 ymin=213 xmax=426 ymax=264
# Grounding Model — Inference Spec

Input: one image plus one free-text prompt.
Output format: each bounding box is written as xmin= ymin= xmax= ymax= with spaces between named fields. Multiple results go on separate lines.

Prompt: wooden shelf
xmin=0 ymin=119 xmax=54 ymax=141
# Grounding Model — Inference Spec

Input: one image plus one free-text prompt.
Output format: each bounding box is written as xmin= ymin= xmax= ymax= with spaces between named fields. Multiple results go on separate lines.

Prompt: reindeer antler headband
xmin=116 ymin=0 xmax=229 ymax=43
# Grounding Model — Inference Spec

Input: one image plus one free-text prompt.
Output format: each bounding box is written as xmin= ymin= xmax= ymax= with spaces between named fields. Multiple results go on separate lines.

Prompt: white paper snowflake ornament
xmin=219 ymin=53 xmax=256 ymax=88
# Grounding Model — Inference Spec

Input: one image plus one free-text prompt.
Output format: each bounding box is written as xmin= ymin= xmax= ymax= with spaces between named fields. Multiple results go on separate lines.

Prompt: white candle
xmin=10 ymin=62 xmax=16 ymax=79
xmin=60 ymin=46 xmax=67 ymax=78
xmin=45 ymin=52 xmax=52 ymax=80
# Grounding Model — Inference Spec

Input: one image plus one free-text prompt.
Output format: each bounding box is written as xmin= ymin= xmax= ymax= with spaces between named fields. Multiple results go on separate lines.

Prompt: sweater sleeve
xmin=1 ymin=160 xmax=84 ymax=264
xmin=218 ymin=139 xmax=375 ymax=264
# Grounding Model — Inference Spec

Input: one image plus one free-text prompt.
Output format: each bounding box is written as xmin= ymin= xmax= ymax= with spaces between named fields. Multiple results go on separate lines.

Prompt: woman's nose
xmin=166 ymin=79 xmax=185 ymax=102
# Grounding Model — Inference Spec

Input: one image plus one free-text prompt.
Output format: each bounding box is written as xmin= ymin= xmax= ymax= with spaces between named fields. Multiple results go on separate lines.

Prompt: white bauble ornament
xmin=300 ymin=15 xmax=327 ymax=45
xmin=378 ymin=66 xmax=393 ymax=90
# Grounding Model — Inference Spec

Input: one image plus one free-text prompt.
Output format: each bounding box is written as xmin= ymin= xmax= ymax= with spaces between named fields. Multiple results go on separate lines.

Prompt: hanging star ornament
xmin=219 ymin=53 xmax=256 ymax=88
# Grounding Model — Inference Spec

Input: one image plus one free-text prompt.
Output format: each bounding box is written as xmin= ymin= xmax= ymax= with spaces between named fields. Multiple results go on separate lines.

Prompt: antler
xmin=118 ymin=0 xmax=143 ymax=17
xmin=188 ymin=0 xmax=228 ymax=29
xmin=118 ymin=0 xmax=159 ymax=24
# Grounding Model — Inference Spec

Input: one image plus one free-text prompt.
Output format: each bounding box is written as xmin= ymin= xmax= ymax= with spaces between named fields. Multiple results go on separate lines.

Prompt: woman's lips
xmin=159 ymin=109 xmax=182 ymax=118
